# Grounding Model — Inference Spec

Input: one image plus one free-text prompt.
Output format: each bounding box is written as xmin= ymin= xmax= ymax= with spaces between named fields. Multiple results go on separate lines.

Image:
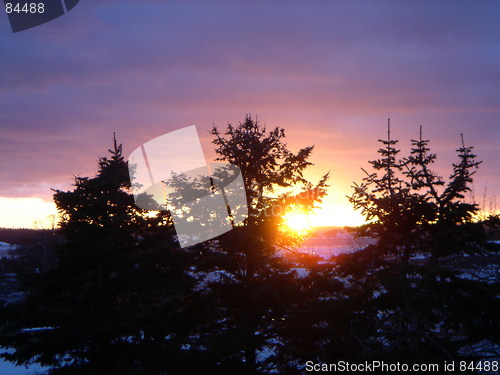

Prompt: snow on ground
xmin=0 ymin=360 xmax=47 ymax=375
xmin=0 ymin=348 xmax=48 ymax=375
xmin=0 ymin=242 xmax=17 ymax=259
xmin=295 ymin=235 xmax=376 ymax=259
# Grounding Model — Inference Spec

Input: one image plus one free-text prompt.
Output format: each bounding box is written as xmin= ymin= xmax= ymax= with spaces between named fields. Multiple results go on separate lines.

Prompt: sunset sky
xmin=0 ymin=1 xmax=499 ymax=228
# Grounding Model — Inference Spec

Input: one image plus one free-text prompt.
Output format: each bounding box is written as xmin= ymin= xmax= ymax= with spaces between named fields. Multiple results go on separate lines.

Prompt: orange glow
xmin=282 ymin=208 xmax=313 ymax=235
xmin=0 ymin=195 xmax=368 ymax=230
xmin=309 ymin=204 xmax=366 ymax=227
xmin=0 ymin=197 xmax=59 ymax=229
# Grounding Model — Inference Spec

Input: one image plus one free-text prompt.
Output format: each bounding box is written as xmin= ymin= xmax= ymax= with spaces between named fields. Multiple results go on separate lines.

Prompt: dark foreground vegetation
xmin=1 ymin=116 xmax=498 ymax=374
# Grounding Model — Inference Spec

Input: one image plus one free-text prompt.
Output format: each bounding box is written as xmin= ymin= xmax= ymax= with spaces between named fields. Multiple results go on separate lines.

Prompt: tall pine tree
xmin=1 ymin=136 xmax=197 ymax=374
xmin=335 ymin=121 xmax=498 ymax=363
xmin=188 ymin=115 xmax=328 ymax=374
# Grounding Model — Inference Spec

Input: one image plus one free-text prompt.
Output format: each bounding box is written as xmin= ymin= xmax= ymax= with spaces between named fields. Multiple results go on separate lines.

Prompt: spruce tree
xmin=0 ymin=136 xmax=197 ymax=374
xmin=190 ymin=115 xmax=328 ymax=374
xmin=336 ymin=121 xmax=498 ymax=363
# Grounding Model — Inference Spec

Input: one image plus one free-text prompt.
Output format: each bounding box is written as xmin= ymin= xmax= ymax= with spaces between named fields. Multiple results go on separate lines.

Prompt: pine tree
xmin=336 ymin=121 xmax=498 ymax=363
xmin=0 ymin=136 xmax=197 ymax=374
xmin=403 ymin=128 xmax=483 ymax=260
xmin=190 ymin=115 xmax=328 ymax=374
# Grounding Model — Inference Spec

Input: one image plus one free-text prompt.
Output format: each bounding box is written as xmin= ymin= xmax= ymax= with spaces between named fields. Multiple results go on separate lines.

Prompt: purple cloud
xmin=0 ymin=0 xmax=498 ymax=209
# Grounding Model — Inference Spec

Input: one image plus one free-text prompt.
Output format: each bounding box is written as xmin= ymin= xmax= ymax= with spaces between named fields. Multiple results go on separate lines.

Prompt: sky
xmin=0 ymin=0 xmax=499 ymax=228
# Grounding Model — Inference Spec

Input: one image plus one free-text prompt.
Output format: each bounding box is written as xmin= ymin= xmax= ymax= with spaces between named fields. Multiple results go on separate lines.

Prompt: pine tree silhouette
xmin=1 ymin=135 xmax=197 ymax=374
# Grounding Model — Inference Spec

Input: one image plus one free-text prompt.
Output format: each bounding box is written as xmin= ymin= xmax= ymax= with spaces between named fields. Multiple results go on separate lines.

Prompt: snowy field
xmin=0 ymin=356 xmax=47 ymax=375
xmin=297 ymin=235 xmax=376 ymax=258
xmin=0 ymin=242 xmax=16 ymax=259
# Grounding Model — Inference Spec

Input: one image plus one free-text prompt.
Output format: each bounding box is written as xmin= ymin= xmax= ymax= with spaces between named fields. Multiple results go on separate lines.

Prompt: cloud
xmin=0 ymin=0 xmax=498 ymax=209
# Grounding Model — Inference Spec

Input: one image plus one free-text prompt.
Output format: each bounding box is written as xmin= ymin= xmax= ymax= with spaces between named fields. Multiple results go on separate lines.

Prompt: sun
xmin=282 ymin=209 xmax=313 ymax=235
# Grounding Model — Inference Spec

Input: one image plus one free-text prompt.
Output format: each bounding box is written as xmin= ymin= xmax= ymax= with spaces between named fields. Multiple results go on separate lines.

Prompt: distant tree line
xmin=0 ymin=228 xmax=54 ymax=245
